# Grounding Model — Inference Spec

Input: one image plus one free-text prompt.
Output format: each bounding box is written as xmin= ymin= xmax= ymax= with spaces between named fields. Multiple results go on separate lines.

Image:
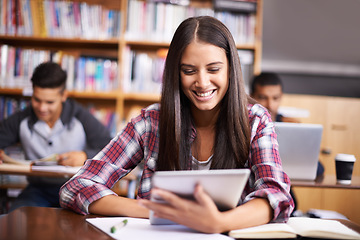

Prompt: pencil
xmin=110 ymin=219 xmax=128 ymax=233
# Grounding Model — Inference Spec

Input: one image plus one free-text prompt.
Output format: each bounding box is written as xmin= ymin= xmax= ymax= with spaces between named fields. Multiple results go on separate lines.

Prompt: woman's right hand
xmin=0 ymin=149 xmax=4 ymax=164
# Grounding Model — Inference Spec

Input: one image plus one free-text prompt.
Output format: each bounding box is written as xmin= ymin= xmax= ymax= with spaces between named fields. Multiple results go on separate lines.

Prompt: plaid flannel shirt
xmin=60 ymin=103 xmax=294 ymax=222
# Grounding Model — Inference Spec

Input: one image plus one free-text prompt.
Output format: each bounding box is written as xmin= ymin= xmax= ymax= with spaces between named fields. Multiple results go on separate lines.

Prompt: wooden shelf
xmin=68 ymin=91 xmax=120 ymax=100
xmin=124 ymin=93 xmax=161 ymax=102
xmin=0 ymin=35 xmax=119 ymax=49
xmin=0 ymin=88 xmax=24 ymax=95
xmin=0 ymin=88 xmax=121 ymax=100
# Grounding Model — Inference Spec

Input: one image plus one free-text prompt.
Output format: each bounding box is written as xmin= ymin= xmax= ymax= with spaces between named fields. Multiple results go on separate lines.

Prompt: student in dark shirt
xmin=0 ymin=61 xmax=112 ymax=211
xmin=250 ymin=72 xmax=299 ymax=123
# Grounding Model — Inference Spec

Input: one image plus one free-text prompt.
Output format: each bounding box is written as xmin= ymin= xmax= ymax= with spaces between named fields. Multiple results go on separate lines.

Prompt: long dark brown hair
xmin=158 ymin=16 xmax=251 ymax=171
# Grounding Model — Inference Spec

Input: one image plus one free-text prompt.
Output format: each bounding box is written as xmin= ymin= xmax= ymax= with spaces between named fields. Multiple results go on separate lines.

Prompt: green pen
xmin=110 ymin=219 xmax=128 ymax=233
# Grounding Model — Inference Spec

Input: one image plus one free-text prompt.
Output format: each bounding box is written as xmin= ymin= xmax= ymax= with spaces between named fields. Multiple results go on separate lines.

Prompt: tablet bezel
xmin=149 ymin=169 xmax=250 ymax=225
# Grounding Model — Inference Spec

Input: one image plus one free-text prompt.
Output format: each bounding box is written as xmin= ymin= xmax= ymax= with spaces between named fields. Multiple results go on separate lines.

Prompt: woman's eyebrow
xmin=207 ymin=61 xmax=224 ymax=66
xmin=180 ymin=62 xmax=224 ymax=67
xmin=180 ymin=63 xmax=194 ymax=67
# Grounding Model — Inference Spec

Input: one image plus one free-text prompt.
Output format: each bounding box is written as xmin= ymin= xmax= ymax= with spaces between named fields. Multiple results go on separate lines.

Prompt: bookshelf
xmin=0 ymin=0 xmax=263 ymax=130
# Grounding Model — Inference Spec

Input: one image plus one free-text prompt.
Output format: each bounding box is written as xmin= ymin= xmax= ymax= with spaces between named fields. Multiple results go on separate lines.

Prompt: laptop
xmin=274 ymin=122 xmax=323 ymax=181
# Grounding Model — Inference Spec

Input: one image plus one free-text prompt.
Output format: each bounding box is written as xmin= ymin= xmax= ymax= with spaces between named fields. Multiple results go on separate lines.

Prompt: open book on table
xmin=1 ymin=151 xmax=58 ymax=166
xmin=1 ymin=151 xmax=80 ymax=174
xmin=229 ymin=217 xmax=360 ymax=239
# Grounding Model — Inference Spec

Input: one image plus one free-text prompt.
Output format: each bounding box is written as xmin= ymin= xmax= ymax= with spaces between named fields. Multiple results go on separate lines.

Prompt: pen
xmin=110 ymin=219 xmax=128 ymax=233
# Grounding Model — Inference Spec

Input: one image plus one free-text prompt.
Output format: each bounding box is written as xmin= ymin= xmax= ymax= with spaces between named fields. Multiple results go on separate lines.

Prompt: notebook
xmin=274 ymin=122 xmax=323 ymax=181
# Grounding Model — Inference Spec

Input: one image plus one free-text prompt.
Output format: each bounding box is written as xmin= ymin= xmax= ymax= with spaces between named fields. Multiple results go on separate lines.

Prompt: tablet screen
xmin=150 ymin=169 xmax=250 ymax=225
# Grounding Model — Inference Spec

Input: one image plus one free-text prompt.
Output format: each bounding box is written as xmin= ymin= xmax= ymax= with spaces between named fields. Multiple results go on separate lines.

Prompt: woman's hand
xmin=139 ymin=184 xmax=225 ymax=233
xmin=57 ymin=151 xmax=87 ymax=166
xmin=0 ymin=149 xmax=4 ymax=164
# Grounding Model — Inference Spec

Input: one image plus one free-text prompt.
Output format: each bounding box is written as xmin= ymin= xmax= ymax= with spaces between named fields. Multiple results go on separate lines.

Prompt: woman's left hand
xmin=139 ymin=184 xmax=225 ymax=233
xmin=57 ymin=151 xmax=87 ymax=166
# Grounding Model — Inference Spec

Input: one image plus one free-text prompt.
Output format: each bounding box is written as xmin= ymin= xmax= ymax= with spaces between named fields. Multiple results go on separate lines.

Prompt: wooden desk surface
xmin=291 ymin=175 xmax=360 ymax=189
xmin=0 ymin=163 xmax=76 ymax=178
xmin=0 ymin=207 xmax=112 ymax=240
xmin=1 ymin=207 xmax=360 ymax=240
xmin=0 ymin=163 xmax=136 ymax=180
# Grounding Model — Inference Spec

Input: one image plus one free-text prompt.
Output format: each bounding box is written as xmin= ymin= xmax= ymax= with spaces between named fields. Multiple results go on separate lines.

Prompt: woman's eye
xmin=182 ymin=69 xmax=196 ymax=75
xmin=208 ymin=68 xmax=220 ymax=73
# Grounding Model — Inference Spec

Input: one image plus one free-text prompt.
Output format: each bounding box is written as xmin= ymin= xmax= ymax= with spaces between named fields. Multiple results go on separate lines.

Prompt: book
xmin=0 ymin=150 xmax=58 ymax=166
xmin=229 ymin=217 xmax=360 ymax=239
xmin=31 ymin=165 xmax=80 ymax=175
xmin=0 ymin=150 xmax=81 ymax=175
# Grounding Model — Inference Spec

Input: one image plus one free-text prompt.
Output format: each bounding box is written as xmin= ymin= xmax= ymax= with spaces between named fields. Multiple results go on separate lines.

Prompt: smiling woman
xmin=180 ymin=41 xmax=229 ymax=115
xmin=60 ymin=16 xmax=294 ymax=234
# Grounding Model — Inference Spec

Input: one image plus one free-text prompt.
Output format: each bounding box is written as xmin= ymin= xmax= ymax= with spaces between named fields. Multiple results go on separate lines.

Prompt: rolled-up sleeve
xmin=242 ymin=104 xmax=294 ymax=222
xmin=59 ymin=107 xmax=156 ymax=214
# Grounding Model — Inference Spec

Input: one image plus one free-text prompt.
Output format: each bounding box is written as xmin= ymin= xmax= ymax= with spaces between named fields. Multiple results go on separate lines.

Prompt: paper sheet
xmin=86 ymin=217 xmax=233 ymax=240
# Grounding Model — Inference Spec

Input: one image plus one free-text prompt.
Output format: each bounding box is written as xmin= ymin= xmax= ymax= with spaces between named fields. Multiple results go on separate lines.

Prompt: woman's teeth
xmin=196 ymin=90 xmax=213 ymax=97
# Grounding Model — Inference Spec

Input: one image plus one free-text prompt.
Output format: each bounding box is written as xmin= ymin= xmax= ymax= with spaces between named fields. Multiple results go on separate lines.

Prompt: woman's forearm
xmin=217 ymin=198 xmax=273 ymax=233
xmin=88 ymin=195 xmax=149 ymax=218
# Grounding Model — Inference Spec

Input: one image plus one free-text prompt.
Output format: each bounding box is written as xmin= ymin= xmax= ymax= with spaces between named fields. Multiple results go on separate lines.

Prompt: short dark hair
xmin=250 ymin=72 xmax=283 ymax=95
xmin=30 ymin=62 xmax=67 ymax=92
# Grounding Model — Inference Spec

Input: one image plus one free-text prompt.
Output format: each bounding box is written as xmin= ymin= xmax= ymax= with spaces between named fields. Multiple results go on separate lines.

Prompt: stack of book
xmin=0 ymin=44 xmax=118 ymax=92
xmin=0 ymin=97 xmax=29 ymax=121
xmin=238 ymin=49 xmax=254 ymax=93
xmin=0 ymin=0 xmax=121 ymax=39
xmin=122 ymin=47 xmax=166 ymax=94
xmin=126 ymin=0 xmax=256 ymax=45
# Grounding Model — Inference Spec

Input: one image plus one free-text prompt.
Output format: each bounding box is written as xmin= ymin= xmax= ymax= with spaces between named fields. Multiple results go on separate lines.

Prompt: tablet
xmin=150 ymin=169 xmax=250 ymax=225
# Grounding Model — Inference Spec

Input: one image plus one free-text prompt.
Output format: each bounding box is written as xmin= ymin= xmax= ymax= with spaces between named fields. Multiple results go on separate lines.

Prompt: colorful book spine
xmin=0 ymin=0 xmax=121 ymax=39
xmin=0 ymin=96 xmax=30 ymax=121
xmin=0 ymin=44 xmax=118 ymax=92
xmin=125 ymin=0 xmax=255 ymax=45
xmin=122 ymin=48 xmax=166 ymax=94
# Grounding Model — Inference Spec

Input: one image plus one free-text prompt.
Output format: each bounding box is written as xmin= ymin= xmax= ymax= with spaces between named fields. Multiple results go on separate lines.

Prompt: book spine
xmin=125 ymin=0 xmax=253 ymax=44
xmin=0 ymin=44 xmax=8 ymax=87
xmin=29 ymin=0 xmax=40 ymax=36
xmin=127 ymin=49 xmax=164 ymax=94
xmin=0 ymin=0 xmax=6 ymax=34
xmin=37 ymin=0 xmax=47 ymax=37
xmin=21 ymin=0 xmax=32 ymax=36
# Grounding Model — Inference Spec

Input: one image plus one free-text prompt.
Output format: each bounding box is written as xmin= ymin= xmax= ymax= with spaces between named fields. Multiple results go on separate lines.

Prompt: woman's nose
xmin=195 ymin=71 xmax=210 ymax=88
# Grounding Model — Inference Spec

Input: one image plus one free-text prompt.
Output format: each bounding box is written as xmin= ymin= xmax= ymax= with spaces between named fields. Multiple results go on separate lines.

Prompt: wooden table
xmin=0 ymin=164 xmax=137 ymax=213
xmin=1 ymin=206 xmax=360 ymax=240
xmin=0 ymin=207 xmax=112 ymax=240
xmin=292 ymin=175 xmax=360 ymax=189
xmin=291 ymin=175 xmax=360 ymax=225
xmin=0 ymin=163 xmax=79 ymax=178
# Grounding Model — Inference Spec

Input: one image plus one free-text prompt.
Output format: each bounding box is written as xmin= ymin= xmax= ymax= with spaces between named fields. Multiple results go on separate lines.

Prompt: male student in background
xmin=250 ymin=72 xmax=324 ymax=215
xmin=0 ymin=61 xmax=112 ymax=211
xmin=250 ymin=72 xmax=299 ymax=123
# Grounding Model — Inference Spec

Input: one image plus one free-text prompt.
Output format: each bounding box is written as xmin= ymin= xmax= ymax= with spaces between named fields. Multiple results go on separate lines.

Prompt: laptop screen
xmin=275 ymin=122 xmax=323 ymax=181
